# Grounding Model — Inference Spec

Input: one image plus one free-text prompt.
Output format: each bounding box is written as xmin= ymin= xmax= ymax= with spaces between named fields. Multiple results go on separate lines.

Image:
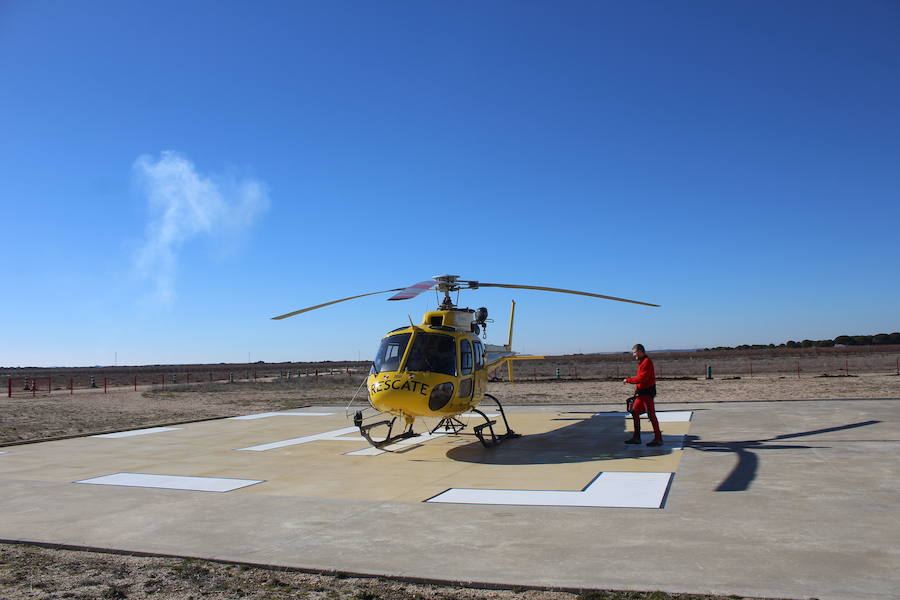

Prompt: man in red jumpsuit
xmin=623 ymin=343 xmax=663 ymax=446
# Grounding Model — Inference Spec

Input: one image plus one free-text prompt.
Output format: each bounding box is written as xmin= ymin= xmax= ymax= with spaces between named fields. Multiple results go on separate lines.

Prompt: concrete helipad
xmin=1 ymin=400 xmax=898 ymax=600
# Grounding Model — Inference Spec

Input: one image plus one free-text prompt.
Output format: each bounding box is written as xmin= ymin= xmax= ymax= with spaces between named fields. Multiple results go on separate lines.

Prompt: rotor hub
xmin=432 ymin=274 xmax=461 ymax=309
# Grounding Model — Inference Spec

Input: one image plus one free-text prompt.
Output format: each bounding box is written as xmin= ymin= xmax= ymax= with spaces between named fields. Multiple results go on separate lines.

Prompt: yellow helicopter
xmin=273 ymin=275 xmax=658 ymax=448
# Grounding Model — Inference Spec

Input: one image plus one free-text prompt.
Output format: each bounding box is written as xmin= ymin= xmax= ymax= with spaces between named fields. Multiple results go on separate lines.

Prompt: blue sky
xmin=2 ymin=0 xmax=898 ymax=367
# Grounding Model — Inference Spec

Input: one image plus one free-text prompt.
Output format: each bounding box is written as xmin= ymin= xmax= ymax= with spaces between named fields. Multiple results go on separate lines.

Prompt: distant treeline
xmin=705 ymin=332 xmax=900 ymax=352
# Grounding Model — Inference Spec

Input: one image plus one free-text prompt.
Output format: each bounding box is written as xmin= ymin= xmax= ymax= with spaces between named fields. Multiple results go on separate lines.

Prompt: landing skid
xmin=472 ymin=393 xmax=520 ymax=448
xmin=354 ymin=412 xmax=418 ymax=449
xmin=353 ymin=393 xmax=520 ymax=450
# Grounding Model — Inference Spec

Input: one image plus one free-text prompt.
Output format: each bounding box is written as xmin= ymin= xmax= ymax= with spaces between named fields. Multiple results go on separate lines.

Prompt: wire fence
xmin=495 ymin=350 xmax=900 ymax=382
xmin=5 ymin=348 xmax=900 ymax=395
xmin=4 ymin=364 xmax=368 ymax=397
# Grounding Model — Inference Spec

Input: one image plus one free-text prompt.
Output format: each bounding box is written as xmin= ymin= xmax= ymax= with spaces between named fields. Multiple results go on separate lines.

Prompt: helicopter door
xmin=472 ymin=340 xmax=486 ymax=397
xmin=459 ymin=339 xmax=474 ymax=397
xmin=473 ymin=340 xmax=484 ymax=370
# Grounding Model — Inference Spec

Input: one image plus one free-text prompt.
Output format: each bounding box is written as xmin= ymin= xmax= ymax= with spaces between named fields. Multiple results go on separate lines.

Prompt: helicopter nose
xmin=368 ymin=374 xmax=455 ymax=416
xmin=368 ymin=374 xmax=429 ymax=403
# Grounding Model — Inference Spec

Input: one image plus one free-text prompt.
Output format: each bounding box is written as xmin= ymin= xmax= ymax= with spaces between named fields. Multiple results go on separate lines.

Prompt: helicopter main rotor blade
xmin=388 ymin=280 xmax=437 ymax=301
xmin=475 ymin=283 xmax=660 ymax=307
xmin=272 ymin=288 xmax=405 ymax=320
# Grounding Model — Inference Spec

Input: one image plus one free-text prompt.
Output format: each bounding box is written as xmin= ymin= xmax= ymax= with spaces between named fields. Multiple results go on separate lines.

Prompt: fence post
xmin=49 ymin=376 xmax=52 ymax=395
xmin=134 ymin=375 xmax=137 ymax=391
xmin=104 ymin=377 xmax=108 ymax=394
xmin=7 ymin=378 xmax=10 ymax=398
xmin=70 ymin=378 xmax=74 ymax=395
xmin=797 ymin=361 xmax=801 ymax=379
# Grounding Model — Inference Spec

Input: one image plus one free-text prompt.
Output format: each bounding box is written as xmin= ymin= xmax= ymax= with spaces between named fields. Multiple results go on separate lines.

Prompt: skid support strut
xmin=355 ymin=412 xmax=418 ymax=449
xmin=472 ymin=393 xmax=520 ymax=447
xmin=431 ymin=417 xmax=466 ymax=434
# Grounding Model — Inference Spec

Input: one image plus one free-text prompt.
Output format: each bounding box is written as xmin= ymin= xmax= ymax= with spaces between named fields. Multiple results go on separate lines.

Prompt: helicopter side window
xmin=459 ymin=340 xmax=472 ymax=375
xmin=404 ymin=333 xmax=457 ymax=376
xmin=371 ymin=333 xmax=411 ymax=374
xmin=473 ymin=340 xmax=484 ymax=370
xmin=460 ymin=339 xmax=473 ymax=375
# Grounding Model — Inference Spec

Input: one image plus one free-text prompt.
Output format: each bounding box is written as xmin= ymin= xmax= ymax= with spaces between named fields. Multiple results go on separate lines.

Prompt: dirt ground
xmin=0 ymin=543 xmax=771 ymax=600
xmin=2 ymin=370 xmax=897 ymax=445
xmin=2 ymin=351 xmax=896 ymax=599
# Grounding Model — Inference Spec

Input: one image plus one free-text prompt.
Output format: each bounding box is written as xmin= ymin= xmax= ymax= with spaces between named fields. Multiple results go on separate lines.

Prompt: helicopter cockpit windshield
xmin=371 ymin=333 xmax=411 ymax=374
xmin=404 ymin=332 xmax=457 ymax=376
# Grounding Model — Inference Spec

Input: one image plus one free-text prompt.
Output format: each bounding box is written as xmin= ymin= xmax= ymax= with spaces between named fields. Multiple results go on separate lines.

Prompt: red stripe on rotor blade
xmin=388 ymin=280 xmax=436 ymax=301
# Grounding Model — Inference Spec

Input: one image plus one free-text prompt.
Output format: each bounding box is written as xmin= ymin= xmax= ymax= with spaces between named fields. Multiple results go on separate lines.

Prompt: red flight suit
xmin=626 ymin=355 xmax=662 ymax=441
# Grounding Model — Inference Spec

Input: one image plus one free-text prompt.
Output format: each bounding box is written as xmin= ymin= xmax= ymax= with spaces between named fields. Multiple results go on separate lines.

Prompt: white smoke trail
xmin=133 ymin=150 xmax=269 ymax=304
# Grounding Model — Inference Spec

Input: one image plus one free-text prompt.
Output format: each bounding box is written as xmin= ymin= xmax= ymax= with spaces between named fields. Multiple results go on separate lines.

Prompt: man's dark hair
xmin=632 ymin=343 xmax=646 ymax=353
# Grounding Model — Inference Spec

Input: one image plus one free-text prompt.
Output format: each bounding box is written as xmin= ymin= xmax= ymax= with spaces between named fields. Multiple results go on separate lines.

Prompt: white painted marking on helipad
xmin=427 ymin=472 xmax=674 ymax=508
xmin=594 ymin=411 xmax=693 ymax=423
xmin=228 ymin=411 xmax=335 ymax=420
xmin=0 ymin=451 xmax=7 ymax=455
xmin=459 ymin=412 xmax=499 ymax=418
xmin=90 ymin=427 xmax=183 ymax=438
xmin=238 ymin=426 xmax=363 ymax=451
xmin=344 ymin=432 xmax=448 ymax=456
xmin=76 ymin=473 xmax=263 ymax=492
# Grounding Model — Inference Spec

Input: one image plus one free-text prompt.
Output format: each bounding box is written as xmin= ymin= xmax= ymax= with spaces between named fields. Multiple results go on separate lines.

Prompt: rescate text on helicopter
xmin=272 ymin=275 xmax=659 ymax=449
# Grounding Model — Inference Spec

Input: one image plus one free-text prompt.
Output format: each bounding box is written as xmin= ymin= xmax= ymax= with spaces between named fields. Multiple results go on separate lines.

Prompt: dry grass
xmin=3 ymin=347 xmax=897 ymax=445
xmin=0 ymin=543 xmax=771 ymax=600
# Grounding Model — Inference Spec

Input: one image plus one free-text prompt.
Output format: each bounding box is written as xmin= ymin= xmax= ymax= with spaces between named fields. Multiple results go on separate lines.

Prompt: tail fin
xmin=484 ymin=300 xmax=541 ymax=383
xmin=506 ymin=299 xmax=516 ymax=351
xmin=506 ymin=300 xmax=516 ymax=382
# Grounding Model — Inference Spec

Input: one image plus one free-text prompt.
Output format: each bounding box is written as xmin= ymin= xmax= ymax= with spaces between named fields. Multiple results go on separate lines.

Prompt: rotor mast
xmin=434 ymin=274 xmax=462 ymax=310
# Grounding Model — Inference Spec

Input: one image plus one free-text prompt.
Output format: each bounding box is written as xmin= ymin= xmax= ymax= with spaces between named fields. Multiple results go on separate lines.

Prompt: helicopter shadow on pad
xmin=445 ymin=413 xmax=680 ymax=465
xmin=686 ymin=419 xmax=881 ymax=492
